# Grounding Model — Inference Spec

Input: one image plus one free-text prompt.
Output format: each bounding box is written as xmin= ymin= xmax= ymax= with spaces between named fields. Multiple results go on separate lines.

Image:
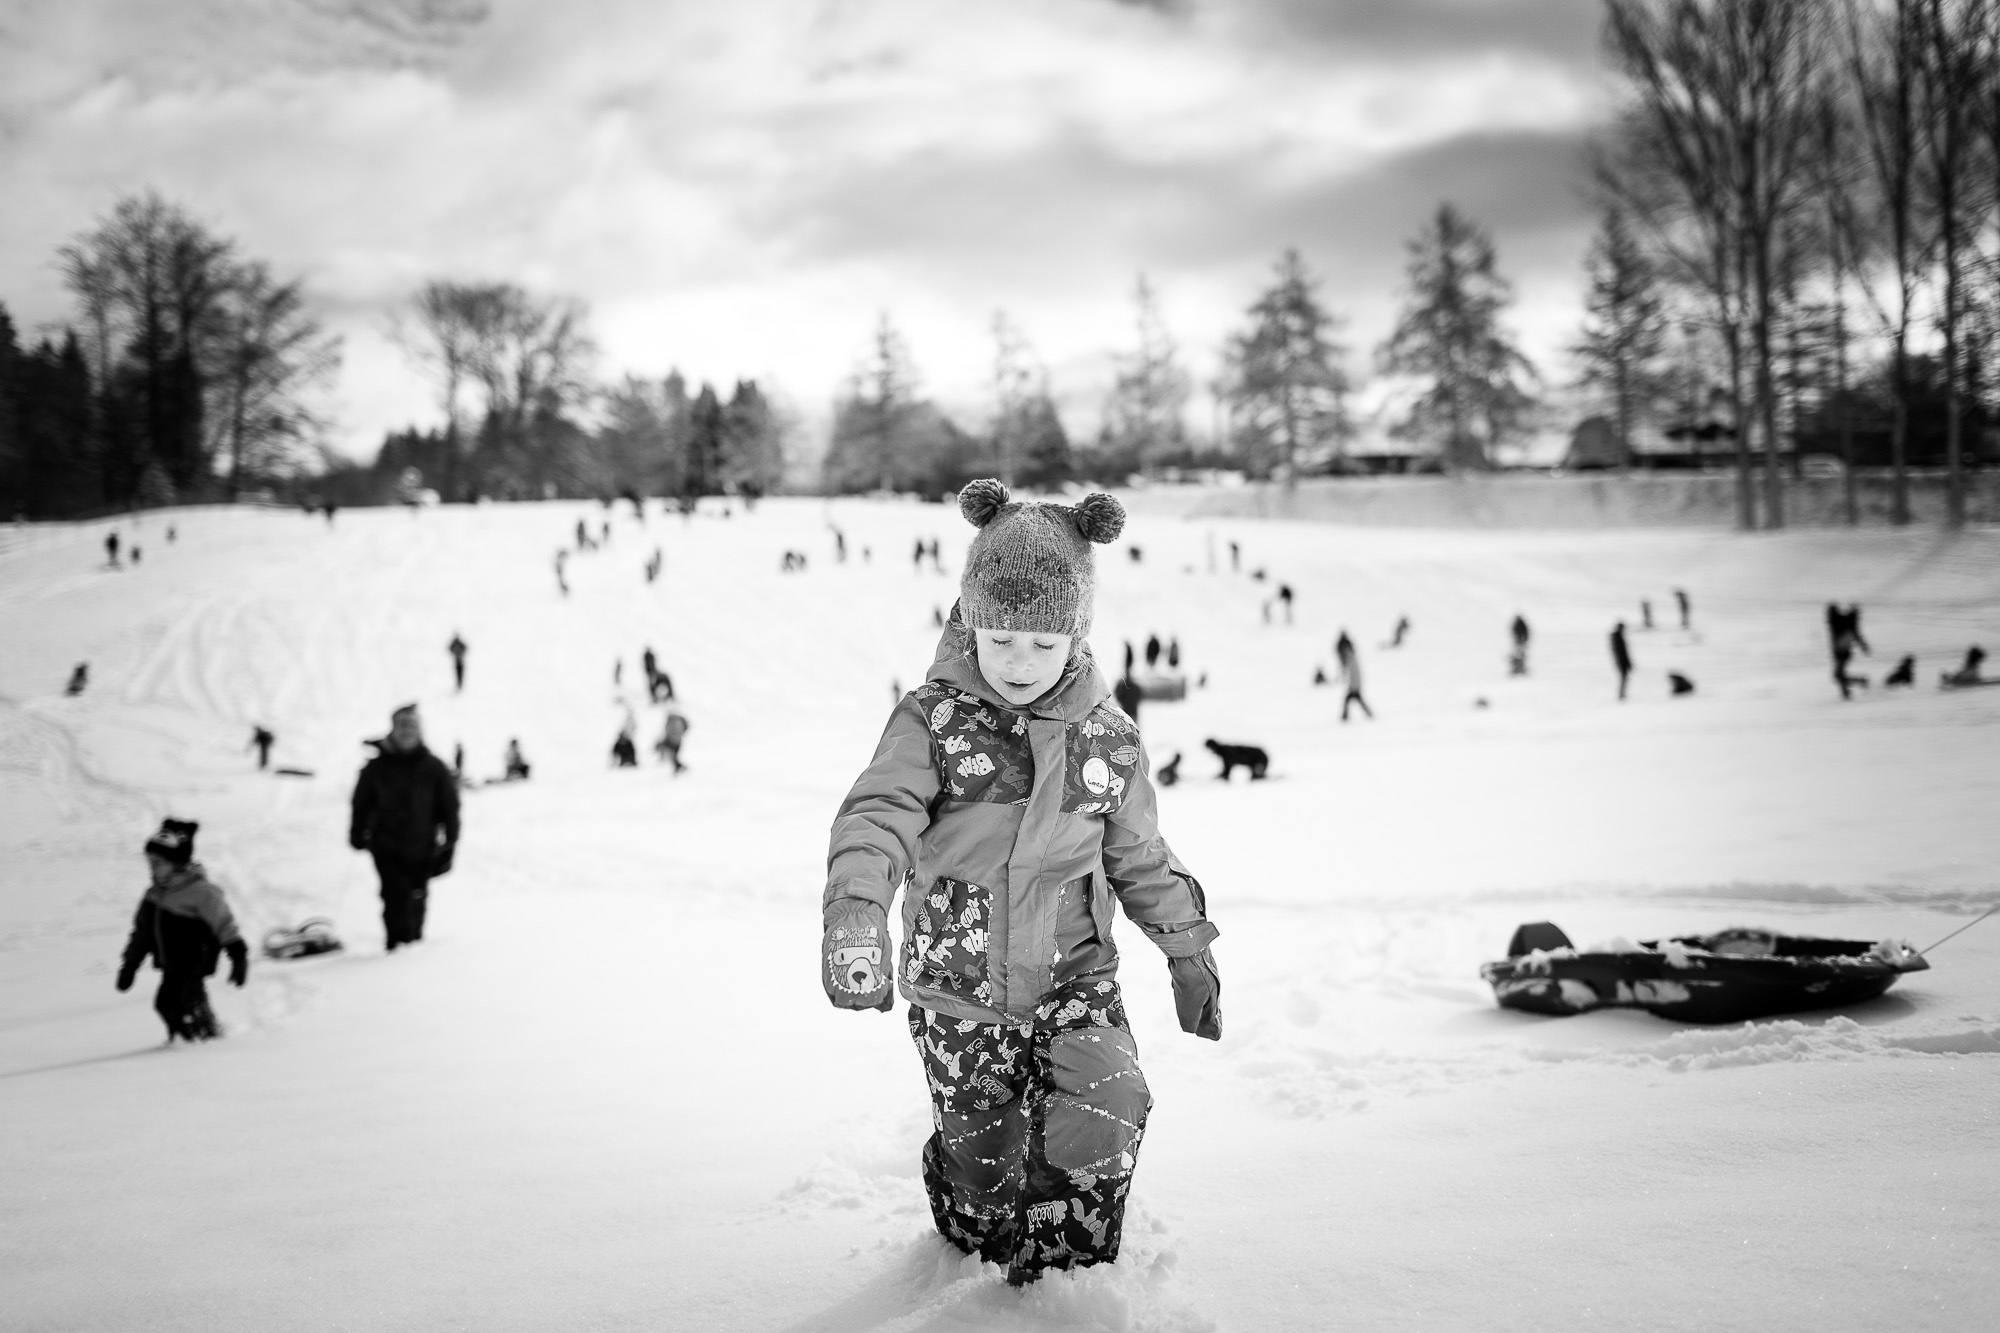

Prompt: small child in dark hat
xmin=821 ymin=478 xmax=1221 ymax=1287
xmin=116 ymin=820 xmax=248 ymax=1042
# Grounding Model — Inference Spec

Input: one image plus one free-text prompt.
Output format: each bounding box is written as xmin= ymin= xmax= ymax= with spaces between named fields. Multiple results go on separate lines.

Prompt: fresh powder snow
xmin=2 ymin=498 xmax=1996 ymax=1331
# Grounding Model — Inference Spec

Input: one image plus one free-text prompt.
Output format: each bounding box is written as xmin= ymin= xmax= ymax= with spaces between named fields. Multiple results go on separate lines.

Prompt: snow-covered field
xmin=3 ymin=498 xmax=1996 ymax=1333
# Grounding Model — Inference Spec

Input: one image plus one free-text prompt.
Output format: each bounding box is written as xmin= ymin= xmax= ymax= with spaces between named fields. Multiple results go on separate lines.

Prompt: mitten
xmin=1168 ymin=948 xmax=1222 ymax=1040
xmin=823 ymin=900 xmax=894 ymax=1012
xmin=432 ymin=843 xmax=455 ymax=878
xmin=226 ymin=940 xmax=250 ymax=988
xmin=115 ymin=962 xmax=137 ymax=993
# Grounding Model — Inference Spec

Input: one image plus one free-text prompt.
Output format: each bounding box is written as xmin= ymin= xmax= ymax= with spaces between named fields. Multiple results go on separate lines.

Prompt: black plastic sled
xmin=1480 ymin=921 xmax=1929 ymax=1024
xmin=263 ymin=918 xmax=345 ymax=960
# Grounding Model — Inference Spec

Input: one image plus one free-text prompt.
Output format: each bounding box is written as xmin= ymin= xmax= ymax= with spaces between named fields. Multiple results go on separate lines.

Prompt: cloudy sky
xmin=0 ymin=0 xmax=1614 ymax=460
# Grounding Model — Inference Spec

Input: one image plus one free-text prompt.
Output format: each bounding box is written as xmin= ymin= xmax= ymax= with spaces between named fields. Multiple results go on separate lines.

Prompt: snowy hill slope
xmin=3 ymin=501 xmax=1997 ymax=1332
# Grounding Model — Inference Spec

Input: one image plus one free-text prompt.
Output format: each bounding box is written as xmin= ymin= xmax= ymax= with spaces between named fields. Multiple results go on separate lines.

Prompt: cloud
xmin=0 ymin=0 xmax=1611 ymax=457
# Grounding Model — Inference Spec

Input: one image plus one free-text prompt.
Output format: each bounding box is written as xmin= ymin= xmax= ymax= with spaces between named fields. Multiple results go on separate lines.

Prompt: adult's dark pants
xmin=373 ymin=854 xmax=432 ymax=948
xmin=910 ymin=980 xmax=1151 ymax=1285
xmin=155 ymin=971 xmax=219 ymax=1041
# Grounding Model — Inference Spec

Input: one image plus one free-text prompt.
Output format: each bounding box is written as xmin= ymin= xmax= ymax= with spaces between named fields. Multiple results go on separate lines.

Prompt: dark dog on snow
xmin=1204 ymin=738 xmax=1269 ymax=781
xmin=1157 ymin=752 xmax=1182 ymax=786
xmin=1884 ymin=655 xmax=1915 ymax=688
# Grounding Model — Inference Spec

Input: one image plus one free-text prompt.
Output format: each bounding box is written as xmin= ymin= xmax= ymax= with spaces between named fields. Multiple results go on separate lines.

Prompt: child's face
xmin=974 ymin=628 xmax=1073 ymax=706
xmin=146 ymin=853 xmax=174 ymax=885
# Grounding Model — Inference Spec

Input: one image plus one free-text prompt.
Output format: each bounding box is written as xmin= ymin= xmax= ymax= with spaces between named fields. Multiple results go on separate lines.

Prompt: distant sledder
xmin=1940 ymin=645 xmax=1993 ymax=689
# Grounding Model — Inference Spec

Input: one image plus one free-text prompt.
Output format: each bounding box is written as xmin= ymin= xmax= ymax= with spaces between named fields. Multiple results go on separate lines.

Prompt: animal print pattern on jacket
xmin=909 ymin=876 xmax=993 ymax=1005
xmin=910 ymin=680 xmax=1139 ymax=815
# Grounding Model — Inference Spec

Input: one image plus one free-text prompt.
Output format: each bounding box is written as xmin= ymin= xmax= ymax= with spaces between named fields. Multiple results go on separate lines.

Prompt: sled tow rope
xmin=1920 ymin=901 xmax=2000 ymax=956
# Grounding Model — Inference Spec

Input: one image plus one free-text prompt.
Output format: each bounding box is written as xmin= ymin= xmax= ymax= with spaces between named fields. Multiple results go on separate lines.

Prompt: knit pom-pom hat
xmin=144 ymin=818 xmax=198 ymax=868
xmin=956 ymin=479 xmax=1125 ymax=636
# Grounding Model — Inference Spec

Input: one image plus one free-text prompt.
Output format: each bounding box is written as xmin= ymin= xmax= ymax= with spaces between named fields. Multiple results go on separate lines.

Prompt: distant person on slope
xmin=1827 ymin=604 xmax=1870 ymax=700
xmin=1611 ymin=622 xmax=1633 ymax=701
xmin=448 ymin=634 xmax=468 ymax=692
xmin=823 ymin=479 xmax=1220 ymax=1288
xmin=116 ymin=820 xmax=248 ymax=1043
xmin=249 ymin=725 xmax=275 ymax=770
xmin=1509 ymin=615 xmax=1530 ymax=677
xmin=655 ymin=702 xmax=689 ymax=773
xmin=349 ymin=704 xmax=460 ymax=952
xmin=503 ymin=739 xmax=530 ymax=781
xmin=1336 ymin=630 xmax=1372 ymax=721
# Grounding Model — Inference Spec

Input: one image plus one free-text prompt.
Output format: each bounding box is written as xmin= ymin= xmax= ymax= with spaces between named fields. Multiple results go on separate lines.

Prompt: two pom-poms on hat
xmin=957 ymin=479 xmax=1125 ymax=545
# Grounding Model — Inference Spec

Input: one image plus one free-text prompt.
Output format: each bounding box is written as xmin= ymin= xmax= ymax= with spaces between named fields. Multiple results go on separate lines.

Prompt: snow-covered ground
xmin=3 ymin=499 xmax=1996 ymax=1333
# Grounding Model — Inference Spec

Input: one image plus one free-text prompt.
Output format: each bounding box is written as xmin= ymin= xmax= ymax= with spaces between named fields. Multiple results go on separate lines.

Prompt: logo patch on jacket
xmin=1062 ymin=706 xmax=1140 ymax=814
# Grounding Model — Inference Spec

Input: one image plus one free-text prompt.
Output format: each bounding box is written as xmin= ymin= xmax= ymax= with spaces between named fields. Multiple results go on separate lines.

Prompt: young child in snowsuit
xmin=822 ymin=479 xmax=1222 ymax=1287
xmin=116 ymin=820 xmax=248 ymax=1042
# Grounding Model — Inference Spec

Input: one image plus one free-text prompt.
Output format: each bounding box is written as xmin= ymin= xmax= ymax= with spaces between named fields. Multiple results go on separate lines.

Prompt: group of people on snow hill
xmin=823 ymin=479 xmax=1221 ymax=1287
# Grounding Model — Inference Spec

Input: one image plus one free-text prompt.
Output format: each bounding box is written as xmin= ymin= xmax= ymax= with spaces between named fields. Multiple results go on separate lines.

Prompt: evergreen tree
xmin=1574 ymin=207 xmax=1669 ymax=467
xmin=721 ymin=379 xmax=788 ymax=498
xmin=1378 ymin=204 xmax=1536 ymax=470
xmin=685 ymin=383 xmax=727 ymax=500
xmin=0 ymin=303 xmax=21 ymax=510
xmin=822 ymin=313 xmax=939 ymax=494
xmin=1220 ymin=251 xmax=1350 ymax=480
xmin=1100 ymin=274 xmax=1192 ymax=474
xmin=20 ymin=334 xmax=99 ymax=515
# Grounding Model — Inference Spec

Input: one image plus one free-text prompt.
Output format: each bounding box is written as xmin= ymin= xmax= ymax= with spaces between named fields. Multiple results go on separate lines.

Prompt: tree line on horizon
xmin=8 ymin=0 xmax=1997 ymax=523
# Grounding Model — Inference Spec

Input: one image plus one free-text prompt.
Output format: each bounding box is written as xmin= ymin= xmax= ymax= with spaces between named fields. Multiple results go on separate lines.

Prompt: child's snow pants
xmin=154 ymin=971 xmax=219 ymax=1041
xmin=910 ymin=979 xmax=1151 ymax=1283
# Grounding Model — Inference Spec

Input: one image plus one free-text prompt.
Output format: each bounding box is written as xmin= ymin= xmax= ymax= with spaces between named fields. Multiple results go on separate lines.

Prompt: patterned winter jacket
xmin=825 ymin=615 xmax=1219 ymax=1027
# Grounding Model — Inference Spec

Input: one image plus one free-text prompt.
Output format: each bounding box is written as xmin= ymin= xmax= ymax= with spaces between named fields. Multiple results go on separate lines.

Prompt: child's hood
xmin=925 ymin=601 xmax=1109 ymax=723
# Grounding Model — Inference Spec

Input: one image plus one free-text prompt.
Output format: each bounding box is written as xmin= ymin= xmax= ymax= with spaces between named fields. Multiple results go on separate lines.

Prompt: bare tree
xmin=1843 ymin=0 xmax=1927 ymax=524
xmin=209 ymin=262 xmax=342 ymax=496
xmin=1602 ymin=0 xmax=1826 ymax=530
xmin=395 ymin=281 xmax=594 ymax=499
xmin=1916 ymin=0 xmax=1987 ymax=528
xmin=1806 ymin=89 xmax=1866 ymax=523
xmin=58 ymin=191 xmax=237 ymax=496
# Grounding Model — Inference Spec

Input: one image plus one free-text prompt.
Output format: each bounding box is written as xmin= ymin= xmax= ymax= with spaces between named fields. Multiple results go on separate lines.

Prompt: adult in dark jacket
xmin=117 ymin=819 xmax=247 ymax=1041
xmin=350 ymin=704 xmax=460 ymax=950
xmin=1610 ymin=622 xmax=1633 ymax=701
